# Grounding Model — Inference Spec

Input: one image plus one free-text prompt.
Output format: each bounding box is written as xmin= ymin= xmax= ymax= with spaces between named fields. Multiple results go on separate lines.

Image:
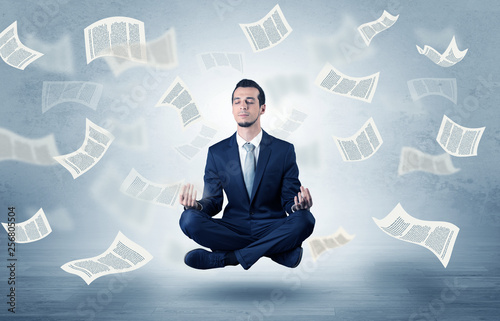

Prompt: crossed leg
xmin=179 ymin=209 xmax=315 ymax=269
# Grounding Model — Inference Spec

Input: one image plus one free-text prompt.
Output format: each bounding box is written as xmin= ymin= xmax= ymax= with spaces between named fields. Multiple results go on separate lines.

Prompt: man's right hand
xmin=179 ymin=183 xmax=201 ymax=210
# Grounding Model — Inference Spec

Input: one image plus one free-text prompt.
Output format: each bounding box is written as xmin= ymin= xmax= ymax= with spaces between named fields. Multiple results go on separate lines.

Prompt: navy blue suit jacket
xmin=198 ymin=130 xmax=301 ymax=224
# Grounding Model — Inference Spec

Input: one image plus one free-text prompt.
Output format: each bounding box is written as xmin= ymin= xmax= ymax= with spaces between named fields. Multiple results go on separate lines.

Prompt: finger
xmin=301 ymin=186 xmax=308 ymax=197
xmin=303 ymin=187 xmax=312 ymax=207
xmin=299 ymin=187 xmax=310 ymax=208
xmin=297 ymin=193 xmax=304 ymax=210
xmin=179 ymin=185 xmax=186 ymax=199
xmin=179 ymin=184 xmax=187 ymax=204
xmin=189 ymin=184 xmax=195 ymax=207
xmin=186 ymin=184 xmax=192 ymax=207
xmin=301 ymin=186 xmax=307 ymax=198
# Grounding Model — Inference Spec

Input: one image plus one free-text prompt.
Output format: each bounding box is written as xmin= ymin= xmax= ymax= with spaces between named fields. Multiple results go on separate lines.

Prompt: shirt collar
xmin=236 ymin=130 xmax=262 ymax=149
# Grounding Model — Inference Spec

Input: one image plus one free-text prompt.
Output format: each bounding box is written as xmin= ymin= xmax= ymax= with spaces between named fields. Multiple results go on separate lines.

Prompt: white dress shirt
xmin=236 ymin=130 xmax=263 ymax=176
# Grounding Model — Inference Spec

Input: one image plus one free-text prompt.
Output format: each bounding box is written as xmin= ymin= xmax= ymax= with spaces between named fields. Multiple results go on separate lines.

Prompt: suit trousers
xmin=179 ymin=209 xmax=315 ymax=269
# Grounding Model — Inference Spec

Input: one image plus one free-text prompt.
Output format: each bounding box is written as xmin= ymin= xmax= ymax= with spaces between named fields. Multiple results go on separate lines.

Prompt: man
xmin=179 ymin=79 xmax=315 ymax=270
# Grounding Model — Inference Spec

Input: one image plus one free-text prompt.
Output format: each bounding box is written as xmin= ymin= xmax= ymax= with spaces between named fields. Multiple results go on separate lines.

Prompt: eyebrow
xmin=233 ymin=97 xmax=256 ymax=101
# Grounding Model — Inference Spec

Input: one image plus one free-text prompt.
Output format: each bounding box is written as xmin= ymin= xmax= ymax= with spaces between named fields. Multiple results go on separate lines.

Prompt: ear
xmin=260 ymin=104 xmax=266 ymax=114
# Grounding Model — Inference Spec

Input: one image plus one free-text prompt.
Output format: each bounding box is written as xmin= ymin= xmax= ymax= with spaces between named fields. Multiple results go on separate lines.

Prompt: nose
xmin=240 ymin=101 xmax=248 ymax=109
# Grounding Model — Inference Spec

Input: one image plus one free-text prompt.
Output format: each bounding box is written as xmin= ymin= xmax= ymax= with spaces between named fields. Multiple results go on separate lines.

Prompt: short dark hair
xmin=232 ymin=79 xmax=266 ymax=106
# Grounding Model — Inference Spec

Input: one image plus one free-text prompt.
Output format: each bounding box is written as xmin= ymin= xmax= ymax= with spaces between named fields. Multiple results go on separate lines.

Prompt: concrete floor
xmin=1 ymin=225 xmax=498 ymax=321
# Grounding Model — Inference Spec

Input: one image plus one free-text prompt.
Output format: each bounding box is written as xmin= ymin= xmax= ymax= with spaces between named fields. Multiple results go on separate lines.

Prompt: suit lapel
xmin=250 ymin=131 xmax=272 ymax=202
xmin=226 ymin=133 xmax=250 ymax=202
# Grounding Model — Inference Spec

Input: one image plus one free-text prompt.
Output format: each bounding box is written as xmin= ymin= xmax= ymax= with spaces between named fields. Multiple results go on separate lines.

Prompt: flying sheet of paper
xmin=315 ymin=63 xmax=380 ymax=103
xmin=120 ymin=168 xmax=182 ymax=207
xmin=416 ymin=36 xmax=468 ymax=67
xmin=0 ymin=21 xmax=44 ymax=70
xmin=42 ymin=81 xmax=103 ymax=113
xmin=269 ymin=108 xmax=308 ymax=140
xmin=143 ymin=28 xmax=177 ymax=69
xmin=197 ymin=52 xmax=244 ymax=73
xmin=2 ymin=208 xmax=52 ymax=243
xmin=104 ymin=28 xmax=177 ymax=76
xmin=398 ymin=147 xmax=460 ymax=176
xmin=239 ymin=4 xmax=292 ymax=52
xmin=357 ymin=10 xmax=399 ymax=46
xmin=53 ymin=119 xmax=115 ymax=179
xmin=307 ymin=227 xmax=355 ymax=261
xmin=373 ymin=203 xmax=459 ymax=268
xmin=61 ymin=231 xmax=153 ymax=285
xmin=333 ymin=117 xmax=383 ymax=162
xmin=175 ymin=124 xmax=217 ymax=160
xmin=436 ymin=115 xmax=485 ymax=157
xmin=155 ymin=76 xmax=201 ymax=127
xmin=0 ymin=128 xmax=59 ymax=165
xmin=407 ymin=78 xmax=457 ymax=104
xmin=84 ymin=16 xmax=147 ymax=64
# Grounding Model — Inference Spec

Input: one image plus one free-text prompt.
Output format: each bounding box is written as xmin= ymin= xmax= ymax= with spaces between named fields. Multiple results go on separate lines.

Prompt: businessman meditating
xmin=179 ymin=79 xmax=315 ymax=270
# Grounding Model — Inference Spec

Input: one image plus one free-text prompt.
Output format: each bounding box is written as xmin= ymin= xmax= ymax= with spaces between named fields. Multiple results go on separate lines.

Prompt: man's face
xmin=232 ymin=87 xmax=266 ymax=128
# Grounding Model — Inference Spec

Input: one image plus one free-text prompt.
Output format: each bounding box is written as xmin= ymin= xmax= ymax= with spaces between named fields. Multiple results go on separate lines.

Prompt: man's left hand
xmin=292 ymin=186 xmax=313 ymax=212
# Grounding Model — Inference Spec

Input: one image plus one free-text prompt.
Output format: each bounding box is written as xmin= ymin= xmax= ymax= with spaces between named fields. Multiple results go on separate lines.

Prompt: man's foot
xmin=184 ymin=249 xmax=234 ymax=269
xmin=270 ymin=247 xmax=303 ymax=268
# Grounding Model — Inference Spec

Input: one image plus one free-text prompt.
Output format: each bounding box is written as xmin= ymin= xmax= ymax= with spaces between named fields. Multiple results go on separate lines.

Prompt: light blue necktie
xmin=243 ymin=142 xmax=256 ymax=198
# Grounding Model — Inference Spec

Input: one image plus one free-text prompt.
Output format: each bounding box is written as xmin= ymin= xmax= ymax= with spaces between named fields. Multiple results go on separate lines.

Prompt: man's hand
xmin=292 ymin=186 xmax=313 ymax=212
xmin=179 ymin=183 xmax=200 ymax=210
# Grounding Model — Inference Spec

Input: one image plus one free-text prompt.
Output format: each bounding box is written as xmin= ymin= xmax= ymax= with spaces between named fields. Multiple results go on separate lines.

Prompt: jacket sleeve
xmin=281 ymin=144 xmax=301 ymax=214
xmin=197 ymin=148 xmax=224 ymax=216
